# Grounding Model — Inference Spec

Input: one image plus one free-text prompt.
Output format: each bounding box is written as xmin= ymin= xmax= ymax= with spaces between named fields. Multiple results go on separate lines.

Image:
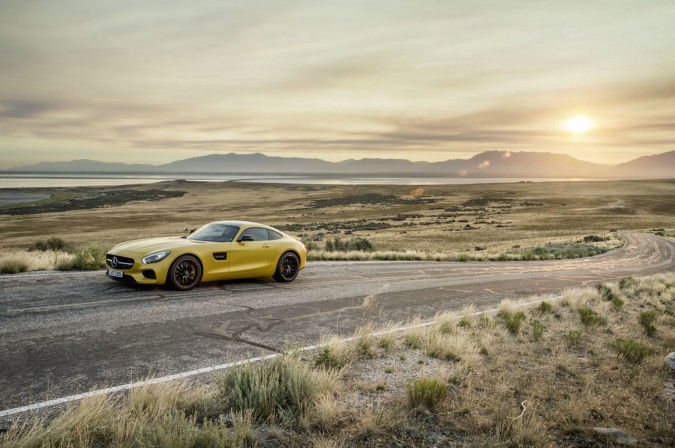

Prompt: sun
xmin=561 ymin=115 xmax=595 ymax=135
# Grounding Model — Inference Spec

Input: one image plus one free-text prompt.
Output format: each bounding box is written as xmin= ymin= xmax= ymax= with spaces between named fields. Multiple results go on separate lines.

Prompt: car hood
xmin=111 ymin=237 xmax=203 ymax=254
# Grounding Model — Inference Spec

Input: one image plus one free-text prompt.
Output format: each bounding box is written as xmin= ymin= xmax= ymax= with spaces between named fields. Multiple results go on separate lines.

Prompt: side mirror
xmin=238 ymin=235 xmax=254 ymax=243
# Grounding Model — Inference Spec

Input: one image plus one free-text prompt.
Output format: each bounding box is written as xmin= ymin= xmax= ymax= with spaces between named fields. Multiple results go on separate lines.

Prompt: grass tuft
xmin=403 ymin=327 xmax=426 ymax=349
xmin=406 ymin=378 xmax=448 ymax=410
xmin=219 ymin=355 xmax=337 ymax=425
xmin=315 ymin=337 xmax=353 ymax=369
xmin=377 ymin=333 xmax=396 ymax=353
xmin=426 ymin=334 xmax=461 ymax=361
xmin=0 ymin=257 xmax=30 ymax=274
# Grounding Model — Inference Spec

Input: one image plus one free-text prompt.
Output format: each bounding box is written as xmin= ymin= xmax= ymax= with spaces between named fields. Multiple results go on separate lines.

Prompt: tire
xmin=274 ymin=251 xmax=300 ymax=282
xmin=168 ymin=255 xmax=202 ymax=291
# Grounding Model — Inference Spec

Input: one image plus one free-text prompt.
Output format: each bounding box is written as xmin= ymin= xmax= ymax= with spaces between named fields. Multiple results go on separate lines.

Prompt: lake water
xmin=0 ymin=191 xmax=51 ymax=205
xmin=0 ymin=173 xmax=595 ymax=189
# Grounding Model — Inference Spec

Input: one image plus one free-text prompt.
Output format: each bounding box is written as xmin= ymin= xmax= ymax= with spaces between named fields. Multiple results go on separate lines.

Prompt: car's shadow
xmin=107 ymin=277 xmax=276 ymax=293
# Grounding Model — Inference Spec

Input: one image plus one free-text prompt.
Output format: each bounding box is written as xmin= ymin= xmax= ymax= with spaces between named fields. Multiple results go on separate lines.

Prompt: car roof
xmin=210 ymin=220 xmax=275 ymax=230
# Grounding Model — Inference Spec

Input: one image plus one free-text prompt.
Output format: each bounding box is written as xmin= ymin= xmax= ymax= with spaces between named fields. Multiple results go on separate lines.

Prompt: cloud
xmin=1 ymin=1 xmax=675 ymax=166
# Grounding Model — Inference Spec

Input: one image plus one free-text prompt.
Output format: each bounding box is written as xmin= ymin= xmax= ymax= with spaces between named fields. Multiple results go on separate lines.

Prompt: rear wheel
xmin=274 ymin=252 xmax=300 ymax=282
xmin=168 ymin=255 xmax=202 ymax=290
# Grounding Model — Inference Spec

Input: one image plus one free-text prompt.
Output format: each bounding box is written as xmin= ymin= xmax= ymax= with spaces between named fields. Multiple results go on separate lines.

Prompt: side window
xmin=267 ymin=230 xmax=283 ymax=240
xmin=241 ymin=227 xmax=269 ymax=241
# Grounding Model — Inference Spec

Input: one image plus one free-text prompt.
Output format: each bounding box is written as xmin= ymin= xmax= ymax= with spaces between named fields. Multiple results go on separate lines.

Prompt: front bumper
xmin=106 ymin=251 xmax=172 ymax=285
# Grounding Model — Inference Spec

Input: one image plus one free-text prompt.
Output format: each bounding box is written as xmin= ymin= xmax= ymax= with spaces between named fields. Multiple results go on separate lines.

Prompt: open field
xmin=1 ymin=180 xmax=674 ymax=268
xmin=2 ymin=273 xmax=673 ymax=447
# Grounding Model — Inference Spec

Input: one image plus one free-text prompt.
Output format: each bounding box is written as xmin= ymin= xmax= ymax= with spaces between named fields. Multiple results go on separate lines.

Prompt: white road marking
xmin=0 ymin=294 xmax=559 ymax=418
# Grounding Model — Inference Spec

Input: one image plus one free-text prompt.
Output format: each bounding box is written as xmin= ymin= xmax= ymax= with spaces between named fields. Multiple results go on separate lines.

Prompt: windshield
xmin=188 ymin=224 xmax=240 ymax=242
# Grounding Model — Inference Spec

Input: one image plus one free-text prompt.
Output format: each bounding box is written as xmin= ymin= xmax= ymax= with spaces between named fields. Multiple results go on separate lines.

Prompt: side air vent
xmin=213 ymin=252 xmax=227 ymax=261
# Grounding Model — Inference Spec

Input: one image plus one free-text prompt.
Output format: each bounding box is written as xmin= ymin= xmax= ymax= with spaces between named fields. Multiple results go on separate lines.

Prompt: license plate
xmin=107 ymin=269 xmax=123 ymax=278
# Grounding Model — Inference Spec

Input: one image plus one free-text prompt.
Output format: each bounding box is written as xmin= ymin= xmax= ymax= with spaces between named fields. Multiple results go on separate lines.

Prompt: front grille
xmin=106 ymin=254 xmax=135 ymax=270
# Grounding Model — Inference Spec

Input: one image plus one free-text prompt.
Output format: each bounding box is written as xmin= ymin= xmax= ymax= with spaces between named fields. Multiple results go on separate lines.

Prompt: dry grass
xmin=3 ymin=274 xmax=674 ymax=447
xmin=1 ymin=179 xmax=673 ymax=272
xmin=0 ymin=250 xmax=74 ymax=273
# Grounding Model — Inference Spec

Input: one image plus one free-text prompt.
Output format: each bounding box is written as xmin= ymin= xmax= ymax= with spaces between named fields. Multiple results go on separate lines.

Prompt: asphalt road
xmin=1 ymin=233 xmax=674 ymax=415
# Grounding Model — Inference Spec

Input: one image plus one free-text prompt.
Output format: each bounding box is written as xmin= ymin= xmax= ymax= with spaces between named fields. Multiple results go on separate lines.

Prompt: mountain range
xmin=6 ymin=150 xmax=675 ymax=179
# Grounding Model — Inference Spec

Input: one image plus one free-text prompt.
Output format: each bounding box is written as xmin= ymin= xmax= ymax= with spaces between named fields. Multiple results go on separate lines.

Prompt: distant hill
xmin=12 ymin=159 xmax=155 ymax=172
xmin=160 ymin=152 xmax=335 ymax=173
xmin=7 ymin=150 xmax=675 ymax=179
xmin=612 ymin=150 xmax=675 ymax=179
xmin=424 ymin=151 xmax=610 ymax=177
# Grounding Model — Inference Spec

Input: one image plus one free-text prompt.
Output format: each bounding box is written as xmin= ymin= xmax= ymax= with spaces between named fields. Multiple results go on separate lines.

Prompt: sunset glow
xmin=1 ymin=1 xmax=674 ymax=168
xmin=561 ymin=116 xmax=595 ymax=135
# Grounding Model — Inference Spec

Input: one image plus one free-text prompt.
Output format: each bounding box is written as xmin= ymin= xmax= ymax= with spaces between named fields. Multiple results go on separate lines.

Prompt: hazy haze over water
xmin=0 ymin=174 xmax=597 ymax=190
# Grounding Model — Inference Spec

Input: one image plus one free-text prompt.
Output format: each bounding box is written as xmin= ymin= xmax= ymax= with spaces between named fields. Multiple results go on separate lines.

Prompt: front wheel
xmin=168 ymin=255 xmax=202 ymax=290
xmin=274 ymin=252 xmax=300 ymax=282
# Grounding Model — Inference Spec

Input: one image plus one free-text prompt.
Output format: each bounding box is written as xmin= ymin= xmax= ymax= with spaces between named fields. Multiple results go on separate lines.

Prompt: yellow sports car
xmin=105 ymin=221 xmax=307 ymax=290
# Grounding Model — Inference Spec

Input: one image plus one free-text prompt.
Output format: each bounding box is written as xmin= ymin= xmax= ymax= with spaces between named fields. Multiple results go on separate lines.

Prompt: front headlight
xmin=142 ymin=251 xmax=171 ymax=264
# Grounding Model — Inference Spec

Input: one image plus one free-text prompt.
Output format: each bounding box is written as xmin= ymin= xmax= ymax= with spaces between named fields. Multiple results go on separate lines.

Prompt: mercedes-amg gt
xmin=106 ymin=221 xmax=306 ymax=290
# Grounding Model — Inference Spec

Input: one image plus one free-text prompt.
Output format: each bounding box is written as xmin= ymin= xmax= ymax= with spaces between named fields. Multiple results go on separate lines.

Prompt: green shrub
xmin=610 ymin=296 xmax=624 ymax=309
xmin=638 ymin=311 xmax=657 ymax=336
xmin=406 ymin=378 xmax=448 ymax=410
xmin=500 ymin=311 xmax=526 ymax=335
xmin=531 ymin=320 xmax=545 ymax=341
xmin=583 ymin=234 xmax=608 ymax=243
xmin=577 ymin=306 xmax=606 ymax=326
xmin=457 ymin=253 xmax=471 ymax=262
xmin=612 ymin=338 xmax=651 ymax=364
xmin=536 ymin=301 xmax=554 ymax=314
xmin=325 ymin=236 xmax=375 ymax=252
xmin=565 ymin=330 xmax=583 ymax=347
xmin=304 ymin=241 xmax=320 ymax=251
xmin=59 ymin=245 xmax=107 ymax=271
xmin=220 ymin=356 xmax=332 ymax=424
xmin=596 ymin=283 xmax=618 ymax=302
xmin=520 ymin=243 xmax=605 ymax=260
xmin=618 ymin=276 xmax=637 ymax=290
xmin=28 ymin=236 xmax=72 ymax=252
xmin=595 ymin=283 xmax=623 ymax=310
xmin=457 ymin=316 xmax=471 ymax=328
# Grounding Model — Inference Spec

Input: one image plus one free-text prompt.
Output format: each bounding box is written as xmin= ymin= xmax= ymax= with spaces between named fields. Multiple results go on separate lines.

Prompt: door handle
xmin=262 ymin=244 xmax=271 ymax=248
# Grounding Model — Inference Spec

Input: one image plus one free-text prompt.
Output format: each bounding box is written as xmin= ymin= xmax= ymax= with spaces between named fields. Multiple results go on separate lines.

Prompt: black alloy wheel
xmin=274 ymin=252 xmax=300 ymax=282
xmin=168 ymin=255 xmax=202 ymax=290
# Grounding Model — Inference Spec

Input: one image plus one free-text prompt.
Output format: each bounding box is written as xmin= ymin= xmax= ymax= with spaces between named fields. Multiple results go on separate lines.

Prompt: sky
xmin=1 ymin=0 xmax=674 ymax=169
